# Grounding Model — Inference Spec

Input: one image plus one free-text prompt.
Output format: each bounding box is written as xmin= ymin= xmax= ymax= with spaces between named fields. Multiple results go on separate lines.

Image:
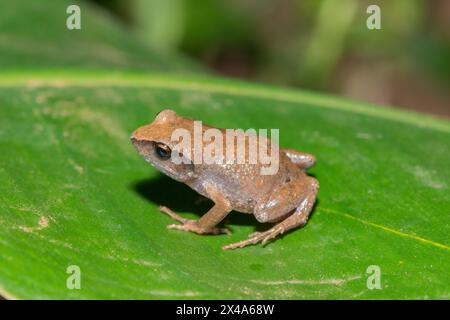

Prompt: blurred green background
xmin=91 ymin=0 xmax=450 ymax=117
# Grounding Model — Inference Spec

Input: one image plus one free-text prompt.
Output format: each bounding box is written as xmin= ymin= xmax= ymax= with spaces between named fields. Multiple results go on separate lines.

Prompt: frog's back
xmin=188 ymin=154 xmax=293 ymax=213
xmin=184 ymin=123 xmax=298 ymax=212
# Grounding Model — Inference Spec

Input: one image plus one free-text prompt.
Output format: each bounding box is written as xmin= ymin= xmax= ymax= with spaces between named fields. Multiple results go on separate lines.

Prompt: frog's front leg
xmin=223 ymin=175 xmax=318 ymax=250
xmin=160 ymin=184 xmax=232 ymax=235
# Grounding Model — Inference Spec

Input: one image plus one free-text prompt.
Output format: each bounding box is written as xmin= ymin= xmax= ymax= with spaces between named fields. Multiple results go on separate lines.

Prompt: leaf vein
xmin=320 ymin=207 xmax=449 ymax=251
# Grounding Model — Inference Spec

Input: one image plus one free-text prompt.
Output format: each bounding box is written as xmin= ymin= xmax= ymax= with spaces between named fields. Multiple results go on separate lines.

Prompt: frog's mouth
xmin=132 ymin=138 xmax=173 ymax=173
xmin=130 ymin=137 xmax=151 ymax=158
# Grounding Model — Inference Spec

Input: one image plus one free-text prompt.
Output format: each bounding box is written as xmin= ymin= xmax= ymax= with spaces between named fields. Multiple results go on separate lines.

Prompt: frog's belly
xmin=188 ymin=174 xmax=278 ymax=214
xmin=223 ymin=187 xmax=259 ymax=213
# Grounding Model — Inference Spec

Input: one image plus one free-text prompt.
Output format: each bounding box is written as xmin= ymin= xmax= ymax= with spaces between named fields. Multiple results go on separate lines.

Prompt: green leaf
xmin=0 ymin=0 xmax=449 ymax=299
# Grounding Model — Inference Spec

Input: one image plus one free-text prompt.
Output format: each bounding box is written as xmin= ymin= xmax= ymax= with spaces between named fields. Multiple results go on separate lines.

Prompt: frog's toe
xmin=223 ymin=238 xmax=256 ymax=250
xmin=248 ymin=231 xmax=263 ymax=238
xmin=215 ymin=227 xmax=232 ymax=235
xmin=167 ymin=221 xmax=230 ymax=236
xmin=223 ymin=228 xmax=283 ymax=249
xmin=166 ymin=221 xmax=202 ymax=234
xmin=159 ymin=206 xmax=188 ymax=223
xmin=261 ymin=232 xmax=278 ymax=245
xmin=223 ymin=234 xmax=264 ymax=250
xmin=166 ymin=223 xmax=190 ymax=231
xmin=195 ymin=226 xmax=231 ymax=235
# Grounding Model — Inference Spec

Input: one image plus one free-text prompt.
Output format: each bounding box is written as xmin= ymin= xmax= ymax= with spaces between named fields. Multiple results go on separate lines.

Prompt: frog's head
xmin=131 ymin=109 xmax=196 ymax=182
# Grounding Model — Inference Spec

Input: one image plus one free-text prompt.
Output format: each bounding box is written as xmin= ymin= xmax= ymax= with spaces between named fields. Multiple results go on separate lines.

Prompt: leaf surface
xmin=0 ymin=0 xmax=449 ymax=299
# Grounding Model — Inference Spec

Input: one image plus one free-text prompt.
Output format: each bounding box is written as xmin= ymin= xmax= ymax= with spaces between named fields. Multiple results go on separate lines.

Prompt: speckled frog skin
xmin=131 ymin=110 xmax=319 ymax=249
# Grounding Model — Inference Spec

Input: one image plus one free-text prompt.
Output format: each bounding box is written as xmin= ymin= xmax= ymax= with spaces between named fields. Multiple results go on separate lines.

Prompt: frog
xmin=131 ymin=109 xmax=319 ymax=250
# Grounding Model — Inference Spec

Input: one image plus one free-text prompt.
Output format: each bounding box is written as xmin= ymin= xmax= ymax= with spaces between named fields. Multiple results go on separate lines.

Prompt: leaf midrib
xmin=1 ymin=70 xmax=449 ymax=133
xmin=319 ymin=208 xmax=450 ymax=252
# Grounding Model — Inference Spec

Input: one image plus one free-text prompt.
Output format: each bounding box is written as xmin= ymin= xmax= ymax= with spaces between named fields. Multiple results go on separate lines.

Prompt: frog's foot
xmin=160 ymin=206 xmax=231 ymax=235
xmin=248 ymin=231 xmax=263 ymax=238
xmin=167 ymin=221 xmax=230 ymax=235
xmin=222 ymin=226 xmax=284 ymax=250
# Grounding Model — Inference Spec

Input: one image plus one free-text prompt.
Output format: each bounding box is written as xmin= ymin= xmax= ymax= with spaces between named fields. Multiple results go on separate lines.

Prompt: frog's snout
xmin=131 ymin=136 xmax=154 ymax=159
xmin=130 ymin=128 xmax=148 ymax=151
xmin=130 ymin=125 xmax=151 ymax=144
xmin=130 ymin=128 xmax=142 ymax=142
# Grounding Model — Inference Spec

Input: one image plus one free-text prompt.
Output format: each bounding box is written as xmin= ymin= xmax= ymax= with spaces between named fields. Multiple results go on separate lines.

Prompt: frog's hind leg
xmin=222 ymin=177 xmax=318 ymax=250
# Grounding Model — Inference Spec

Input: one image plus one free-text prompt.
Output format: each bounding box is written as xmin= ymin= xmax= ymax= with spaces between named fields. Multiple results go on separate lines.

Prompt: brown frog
xmin=131 ymin=109 xmax=318 ymax=249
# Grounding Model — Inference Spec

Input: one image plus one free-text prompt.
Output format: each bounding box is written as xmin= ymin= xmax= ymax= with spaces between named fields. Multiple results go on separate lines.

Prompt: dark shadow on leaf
xmin=131 ymin=174 xmax=265 ymax=229
xmin=133 ymin=174 xmax=212 ymax=215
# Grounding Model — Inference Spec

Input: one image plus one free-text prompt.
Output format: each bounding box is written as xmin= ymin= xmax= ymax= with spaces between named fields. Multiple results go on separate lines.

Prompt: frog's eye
xmin=154 ymin=142 xmax=171 ymax=160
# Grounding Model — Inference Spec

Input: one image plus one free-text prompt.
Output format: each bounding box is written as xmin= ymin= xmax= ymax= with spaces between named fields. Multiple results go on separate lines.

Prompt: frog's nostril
xmin=131 ymin=130 xmax=147 ymax=143
xmin=130 ymin=136 xmax=143 ymax=146
xmin=131 ymin=129 xmax=141 ymax=139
